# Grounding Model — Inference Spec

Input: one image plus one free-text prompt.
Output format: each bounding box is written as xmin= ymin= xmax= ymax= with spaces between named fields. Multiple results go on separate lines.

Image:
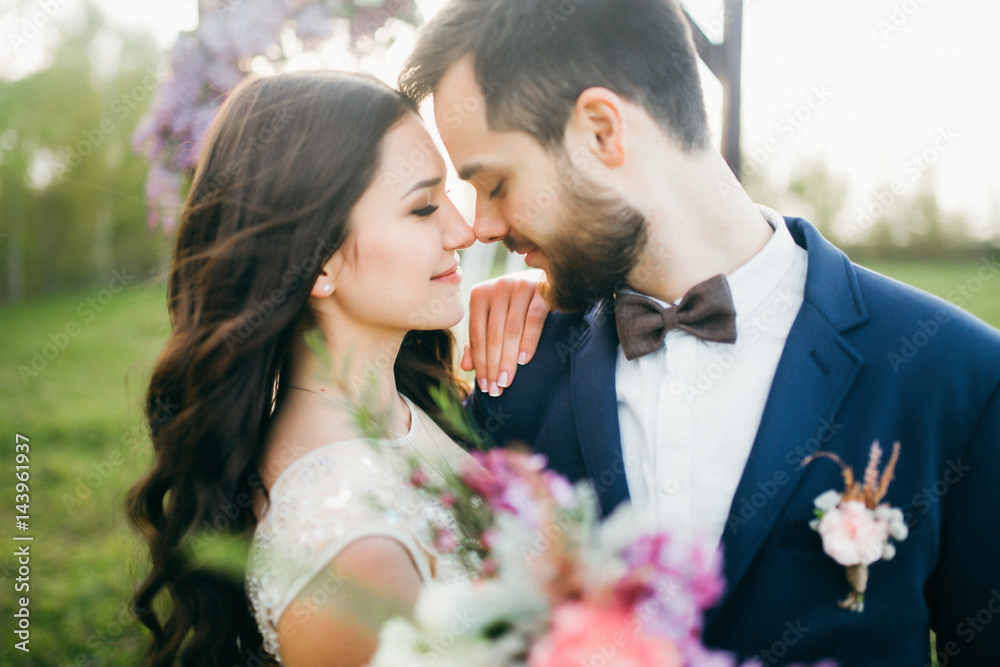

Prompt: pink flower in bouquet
xmin=433 ymin=527 xmax=458 ymax=554
xmin=817 ymin=500 xmax=890 ymax=566
xmin=438 ymin=491 xmax=457 ymax=508
xmin=480 ymin=526 xmax=499 ymax=551
xmin=682 ymin=541 xmax=727 ymax=611
xmin=614 ymin=532 xmax=725 ymax=644
xmin=462 ymin=451 xmax=554 ymax=526
xmin=409 ymin=467 xmax=429 ymax=489
xmin=480 ymin=557 xmax=498 ymax=577
xmin=542 ymin=470 xmax=576 ymax=508
xmin=528 ymin=602 xmax=683 ymax=667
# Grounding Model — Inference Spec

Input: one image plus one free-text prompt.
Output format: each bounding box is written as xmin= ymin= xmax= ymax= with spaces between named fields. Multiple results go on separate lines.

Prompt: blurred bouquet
xmin=368 ymin=449 xmax=740 ymax=667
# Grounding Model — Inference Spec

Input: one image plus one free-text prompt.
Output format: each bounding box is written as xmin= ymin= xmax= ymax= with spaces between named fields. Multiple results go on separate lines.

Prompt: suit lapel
xmin=569 ymin=299 xmax=631 ymax=516
xmin=715 ymin=217 xmax=869 ymax=609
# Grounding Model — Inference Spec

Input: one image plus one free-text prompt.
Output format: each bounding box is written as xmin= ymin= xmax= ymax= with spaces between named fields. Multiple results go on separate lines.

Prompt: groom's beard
xmin=535 ymin=168 xmax=648 ymax=313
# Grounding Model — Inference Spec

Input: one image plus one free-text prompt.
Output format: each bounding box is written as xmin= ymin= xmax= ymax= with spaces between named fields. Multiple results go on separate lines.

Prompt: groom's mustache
xmin=502 ymin=233 xmax=537 ymax=254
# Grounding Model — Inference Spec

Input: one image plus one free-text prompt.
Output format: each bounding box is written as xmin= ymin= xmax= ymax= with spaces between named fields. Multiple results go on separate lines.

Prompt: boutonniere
xmin=804 ymin=441 xmax=908 ymax=612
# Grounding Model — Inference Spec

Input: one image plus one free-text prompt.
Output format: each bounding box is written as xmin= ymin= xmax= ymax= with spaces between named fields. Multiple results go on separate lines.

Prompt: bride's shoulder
xmin=265 ymin=439 xmax=397 ymax=503
xmin=258 ymin=402 xmax=383 ymax=491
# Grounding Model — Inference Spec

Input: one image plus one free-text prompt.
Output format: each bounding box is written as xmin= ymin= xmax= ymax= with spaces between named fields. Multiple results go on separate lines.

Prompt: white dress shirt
xmin=615 ymin=206 xmax=808 ymax=547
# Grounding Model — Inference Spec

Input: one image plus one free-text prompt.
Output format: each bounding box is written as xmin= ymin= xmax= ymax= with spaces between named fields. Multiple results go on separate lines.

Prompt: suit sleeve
xmin=928 ymin=379 xmax=1000 ymax=664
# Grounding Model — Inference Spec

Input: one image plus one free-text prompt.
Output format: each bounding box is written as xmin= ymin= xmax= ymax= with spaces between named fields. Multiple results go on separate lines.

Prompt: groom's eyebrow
xmin=401 ymin=177 xmax=442 ymax=199
xmin=459 ymin=161 xmax=500 ymax=182
xmin=458 ymin=163 xmax=483 ymax=181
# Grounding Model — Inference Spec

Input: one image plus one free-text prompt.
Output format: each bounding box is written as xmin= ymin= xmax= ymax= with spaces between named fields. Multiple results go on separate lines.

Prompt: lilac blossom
xmin=133 ymin=0 xmax=419 ymax=232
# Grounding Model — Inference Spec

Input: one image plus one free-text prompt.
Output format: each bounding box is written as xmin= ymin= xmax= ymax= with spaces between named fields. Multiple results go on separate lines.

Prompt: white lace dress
xmin=245 ymin=396 xmax=471 ymax=663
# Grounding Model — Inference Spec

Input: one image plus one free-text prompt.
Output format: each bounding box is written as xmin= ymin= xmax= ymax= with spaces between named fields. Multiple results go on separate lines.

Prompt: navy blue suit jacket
xmin=467 ymin=218 xmax=1000 ymax=665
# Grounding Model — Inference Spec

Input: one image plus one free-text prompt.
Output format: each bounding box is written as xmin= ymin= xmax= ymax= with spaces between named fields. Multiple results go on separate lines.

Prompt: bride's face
xmin=321 ymin=114 xmax=475 ymax=333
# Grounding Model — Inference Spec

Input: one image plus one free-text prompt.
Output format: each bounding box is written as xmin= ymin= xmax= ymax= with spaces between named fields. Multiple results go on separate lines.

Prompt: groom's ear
xmin=565 ymin=87 xmax=627 ymax=169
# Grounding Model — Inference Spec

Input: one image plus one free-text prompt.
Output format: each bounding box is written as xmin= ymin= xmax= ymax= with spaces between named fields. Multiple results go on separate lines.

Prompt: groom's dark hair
xmin=399 ymin=0 xmax=711 ymax=152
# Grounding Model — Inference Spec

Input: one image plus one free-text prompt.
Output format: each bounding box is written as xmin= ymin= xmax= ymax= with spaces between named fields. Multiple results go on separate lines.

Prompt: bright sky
xmin=13 ymin=0 xmax=1000 ymax=237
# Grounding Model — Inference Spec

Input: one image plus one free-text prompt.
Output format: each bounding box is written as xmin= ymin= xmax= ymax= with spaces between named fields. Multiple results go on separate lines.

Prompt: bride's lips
xmin=431 ymin=264 xmax=462 ymax=283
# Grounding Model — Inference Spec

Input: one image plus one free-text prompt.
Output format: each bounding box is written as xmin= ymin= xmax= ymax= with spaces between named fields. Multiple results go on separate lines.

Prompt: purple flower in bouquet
xmin=463 ymin=451 xmax=544 ymax=510
xmin=597 ymin=527 xmax=730 ymax=664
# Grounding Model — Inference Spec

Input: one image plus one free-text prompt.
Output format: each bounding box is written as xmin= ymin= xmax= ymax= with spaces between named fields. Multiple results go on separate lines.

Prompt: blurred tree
xmin=741 ymin=157 xmax=847 ymax=242
xmin=844 ymin=174 xmax=977 ymax=260
xmin=740 ymin=159 xmax=985 ymax=260
xmin=786 ymin=159 xmax=848 ymax=244
xmin=0 ymin=2 xmax=166 ymax=302
xmin=740 ymin=162 xmax=784 ymax=210
xmin=889 ymin=177 xmax=971 ymax=258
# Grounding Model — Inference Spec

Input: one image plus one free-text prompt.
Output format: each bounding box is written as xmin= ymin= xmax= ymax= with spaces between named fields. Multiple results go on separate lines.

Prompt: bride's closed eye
xmin=412 ymin=203 xmax=439 ymax=217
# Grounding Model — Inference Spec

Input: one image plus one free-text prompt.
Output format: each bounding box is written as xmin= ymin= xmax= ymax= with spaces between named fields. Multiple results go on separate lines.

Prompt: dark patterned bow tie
xmin=614 ymin=274 xmax=738 ymax=361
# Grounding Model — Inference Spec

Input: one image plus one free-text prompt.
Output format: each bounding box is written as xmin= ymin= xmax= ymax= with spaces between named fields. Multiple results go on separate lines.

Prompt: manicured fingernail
xmin=517 ymin=351 xmax=527 ymax=365
xmin=479 ymin=378 xmax=488 ymax=393
xmin=489 ymin=381 xmax=500 ymax=397
xmin=498 ymin=371 xmax=509 ymax=388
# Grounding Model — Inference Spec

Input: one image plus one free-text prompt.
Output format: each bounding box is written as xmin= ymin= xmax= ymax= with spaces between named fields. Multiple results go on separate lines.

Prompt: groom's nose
xmin=473 ymin=198 xmax=509 ymax=244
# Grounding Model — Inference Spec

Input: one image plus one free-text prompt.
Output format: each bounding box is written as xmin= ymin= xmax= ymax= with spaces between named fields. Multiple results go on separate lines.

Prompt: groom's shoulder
xmin=846 ymin=261 xmax=1000 ymax=390
xmin=851 ymin=260 xmax=1000 ymax=347
xmin=493 ymin=307 xmax=604 ymax=404
xmin=525 ymin=309 xmax=595 ymax=373
xmin=786 ymin=214 xmax=1000 ymax=352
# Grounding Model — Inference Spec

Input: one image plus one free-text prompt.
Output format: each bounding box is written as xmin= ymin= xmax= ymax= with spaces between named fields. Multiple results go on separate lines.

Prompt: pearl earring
xmin=323 ymin=284 xmax=332 ymax=293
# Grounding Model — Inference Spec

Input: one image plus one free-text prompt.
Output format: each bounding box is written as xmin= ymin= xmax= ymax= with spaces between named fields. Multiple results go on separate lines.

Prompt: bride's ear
xmin=310 ymin=253 xmax=346 ymax=298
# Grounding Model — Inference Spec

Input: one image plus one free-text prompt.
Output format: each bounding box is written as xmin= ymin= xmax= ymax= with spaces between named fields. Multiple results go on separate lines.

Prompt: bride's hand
xmin=463 ymin=269 xmax=549 ymax=397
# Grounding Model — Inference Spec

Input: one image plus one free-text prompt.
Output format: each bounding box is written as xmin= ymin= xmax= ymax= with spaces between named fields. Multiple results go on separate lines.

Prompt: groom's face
xmin=434 ymin=57 xmax=647 ymax=311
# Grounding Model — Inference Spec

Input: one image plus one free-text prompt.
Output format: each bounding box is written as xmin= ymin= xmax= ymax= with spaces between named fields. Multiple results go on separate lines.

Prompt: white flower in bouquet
xmin=414 ymin=576 xmax=548 ymax=641
xmin=371 ymin=615 xmax=517 ymax=667
xmin=581 ymin=503 xmax=653 ymax=591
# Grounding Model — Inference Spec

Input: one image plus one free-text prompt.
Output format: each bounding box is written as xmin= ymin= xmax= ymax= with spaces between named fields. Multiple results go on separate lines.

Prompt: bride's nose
xmin=441 ymin=198 xmax=475 ymax=250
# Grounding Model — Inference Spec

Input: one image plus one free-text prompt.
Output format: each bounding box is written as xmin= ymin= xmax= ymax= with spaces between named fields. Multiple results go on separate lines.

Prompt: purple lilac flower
xmin=134 ymin=0 xmax=420 ymax=232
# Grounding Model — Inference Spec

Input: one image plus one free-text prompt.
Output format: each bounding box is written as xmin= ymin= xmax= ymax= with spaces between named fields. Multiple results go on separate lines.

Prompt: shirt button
xmin=661 ymin=478 xmax=681 ymax=495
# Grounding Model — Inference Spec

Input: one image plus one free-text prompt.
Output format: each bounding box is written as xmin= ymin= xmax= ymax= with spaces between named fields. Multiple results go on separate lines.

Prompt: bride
xmin=128 ymin=71 xmax=545 ymax=667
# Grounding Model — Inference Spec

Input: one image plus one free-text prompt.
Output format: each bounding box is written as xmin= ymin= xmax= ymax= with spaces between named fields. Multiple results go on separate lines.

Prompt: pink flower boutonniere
xmin=804 ymin=441 xmax=909 ymax=612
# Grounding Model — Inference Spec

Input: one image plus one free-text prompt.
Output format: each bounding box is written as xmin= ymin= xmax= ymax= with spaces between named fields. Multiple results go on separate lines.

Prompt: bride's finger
xmin=483 ymin=285 xmax=512 ymax=396
xmin=466 ymin=284 xmax=491 ymax=393
xmin=517 ymin=289 xmax=549 ymax=367
xmin=460 ymin=343 xmax=473 ymax=373
xmin=495 ymin=280 xmax=537 ymax=393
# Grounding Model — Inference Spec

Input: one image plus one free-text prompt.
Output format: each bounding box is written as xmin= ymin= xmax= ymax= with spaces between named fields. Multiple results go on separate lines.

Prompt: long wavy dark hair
xmin=127 ymin=71 xmax=470 ymax=667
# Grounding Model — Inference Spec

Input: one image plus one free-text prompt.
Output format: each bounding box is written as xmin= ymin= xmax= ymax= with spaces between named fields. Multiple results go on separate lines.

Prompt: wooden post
xmin=684 ymin=1 xmax=743 ymax=181
xmin=722 ymin=0 xmax=743 ymax=181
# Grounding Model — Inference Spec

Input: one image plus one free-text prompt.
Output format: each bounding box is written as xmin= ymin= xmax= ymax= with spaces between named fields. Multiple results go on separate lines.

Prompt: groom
xmin=401 ymin=0 xmax=1000 ymax=664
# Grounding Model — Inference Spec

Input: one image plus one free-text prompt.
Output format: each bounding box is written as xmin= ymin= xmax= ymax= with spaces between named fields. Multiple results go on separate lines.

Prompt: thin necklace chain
xmin=288 ymin=385 xmax=408 ymax=437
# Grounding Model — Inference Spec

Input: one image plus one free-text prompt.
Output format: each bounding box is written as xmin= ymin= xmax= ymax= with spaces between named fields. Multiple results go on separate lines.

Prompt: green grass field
xmin=0 ymin=276 xmax=169 ymax=666
xmin=0 ymin=259 xmax=997 ymax=665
